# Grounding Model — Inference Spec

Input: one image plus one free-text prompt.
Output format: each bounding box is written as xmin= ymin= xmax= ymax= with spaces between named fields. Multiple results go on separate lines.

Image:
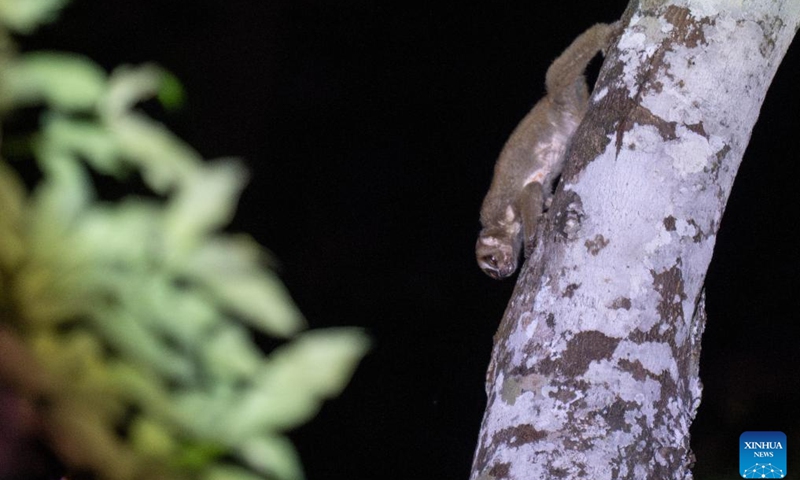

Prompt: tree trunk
xmin=470 ymin=1 xmax=800 ymax=479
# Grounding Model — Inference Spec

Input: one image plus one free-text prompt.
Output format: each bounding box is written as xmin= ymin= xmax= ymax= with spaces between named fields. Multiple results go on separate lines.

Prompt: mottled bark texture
xmin=470 ymin=1 xmax=800 ymax=479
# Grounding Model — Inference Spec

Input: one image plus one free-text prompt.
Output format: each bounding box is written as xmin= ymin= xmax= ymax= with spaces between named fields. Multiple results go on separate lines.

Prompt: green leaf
xmin=116 ymin=272 xmax=223 ymax=351
xmin=202 ymin=325 xmax=263 ymax=382
xmin=202 ymin=464 xmax=267 ymax=480
xmin=88 ymin=306 xmax=196 ymax=384
xmin=157 ymin=70 xmax=185 ymax=110
xmin=224 ymin=328 xmax=370 ymax=435
xmin=172 ymin=389 xmax=236 ymax=439
xmin=5 ymin=52 xmax=106 ymax=110
xmin=182 ymin=237 xmax=306 ymax=337
xmin=238 ymin=435 xmax=304 ymax=480
xmin=69 ymin=199 xmax=162 ymax=267
xmin=101 ymin=64 xmax=171 ymax=120
xmin=265 ymin=327 xmax=370 ymax=400
xmin=40 ymin=114 xmax=121 ymax=176
xmin=30 ymin=147 xmax=91 ymax=224
xmin=105 ymin=362 xmax=173 ymax=420
xmin=110 ymin=113 xmax=199 ymax=193
xmin=46 ymin=398 xmax=139 ymax=479
xmin=129 ymin=416 xmax=178 ymax=459
xmin=172 ymin=441 xmax=225 ymax=471
xmin=0 ymin=0 xmax=70 ymax=33
xmin=0 ymin=160 xmax=26 ymax=269
xmin=0 ymin=159 xmax=25 ymax=223
xmin=163 ymin=159 xmax=247 ymax=255
xmin=81 ymin=63 xmax=197 ymax=190
xmin=13 ymin=262 xmax=91 ymax=327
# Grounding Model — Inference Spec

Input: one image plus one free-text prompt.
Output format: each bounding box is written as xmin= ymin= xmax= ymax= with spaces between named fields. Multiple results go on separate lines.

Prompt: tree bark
xmin=470 ymin=1 xmax=800 ymax=479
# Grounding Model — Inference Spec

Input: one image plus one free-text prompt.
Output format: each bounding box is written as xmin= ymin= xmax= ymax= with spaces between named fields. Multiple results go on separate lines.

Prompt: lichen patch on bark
xmin=584 ymin=234 xmax=610 ymax=255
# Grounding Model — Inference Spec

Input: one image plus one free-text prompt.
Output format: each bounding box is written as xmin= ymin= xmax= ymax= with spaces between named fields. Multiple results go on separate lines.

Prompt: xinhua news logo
xmin=740 ymin=431 xmax=787 ymax=478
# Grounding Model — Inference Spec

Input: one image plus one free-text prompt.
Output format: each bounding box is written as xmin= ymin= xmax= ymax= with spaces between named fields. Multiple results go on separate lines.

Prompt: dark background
xmin=17 ymin=1 xmax=800 ymax=478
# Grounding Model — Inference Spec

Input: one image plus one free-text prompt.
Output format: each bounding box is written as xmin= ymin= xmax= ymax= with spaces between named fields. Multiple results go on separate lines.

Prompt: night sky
xmin=17 ymin=1 xmax=800 ymax=478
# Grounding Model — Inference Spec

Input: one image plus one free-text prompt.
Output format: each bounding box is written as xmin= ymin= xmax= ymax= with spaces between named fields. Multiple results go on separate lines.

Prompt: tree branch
xmin=470 ymin=1 xmax=800 ymax=479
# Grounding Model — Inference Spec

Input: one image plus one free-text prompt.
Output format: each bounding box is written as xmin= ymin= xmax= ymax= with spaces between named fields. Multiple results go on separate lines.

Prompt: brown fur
xmin=477 ymin=23 xmax=615 ymax=279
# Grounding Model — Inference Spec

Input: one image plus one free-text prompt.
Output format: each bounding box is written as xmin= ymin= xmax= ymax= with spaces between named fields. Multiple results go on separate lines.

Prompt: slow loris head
xmin=476 ymin=207 xmax=522 ymax=279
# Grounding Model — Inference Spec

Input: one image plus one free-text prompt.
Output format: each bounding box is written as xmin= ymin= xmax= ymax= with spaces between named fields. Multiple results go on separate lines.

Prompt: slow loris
xmin=476 ymin=23 xmax=614 ymax=279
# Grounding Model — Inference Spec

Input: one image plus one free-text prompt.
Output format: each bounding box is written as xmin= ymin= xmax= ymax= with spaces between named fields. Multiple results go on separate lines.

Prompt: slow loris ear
xmin=476 ymin=23 xmax=615 ymax=279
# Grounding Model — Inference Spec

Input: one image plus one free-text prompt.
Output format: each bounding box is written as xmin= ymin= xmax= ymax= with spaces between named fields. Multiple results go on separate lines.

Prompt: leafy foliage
xmin=0 ymin=2 xmax=369 ymax=479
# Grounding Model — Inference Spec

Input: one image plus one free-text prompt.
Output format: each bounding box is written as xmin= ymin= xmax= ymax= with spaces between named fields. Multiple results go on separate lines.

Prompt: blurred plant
xmin=0 ymin=2 xmax=369 ymax=479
